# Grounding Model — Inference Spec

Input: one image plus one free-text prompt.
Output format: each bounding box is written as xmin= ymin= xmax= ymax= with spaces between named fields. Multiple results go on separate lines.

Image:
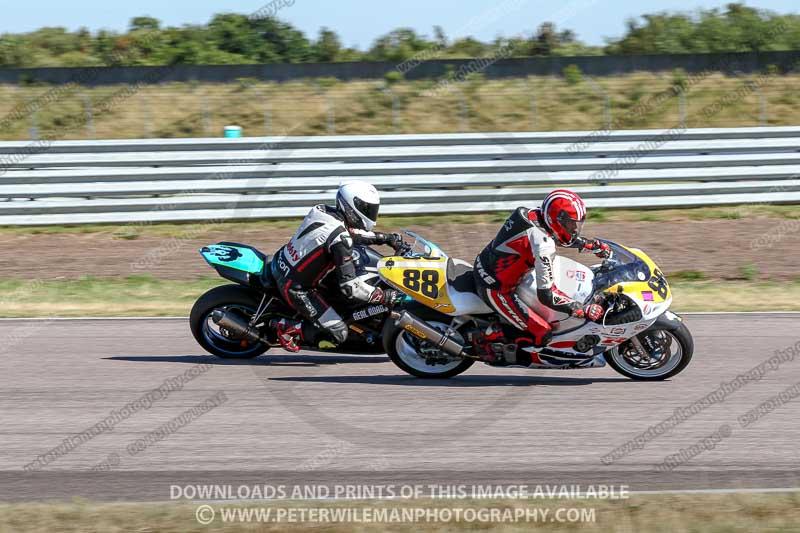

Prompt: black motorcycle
xmin=189 ymin=241 xmax=407 ymax=359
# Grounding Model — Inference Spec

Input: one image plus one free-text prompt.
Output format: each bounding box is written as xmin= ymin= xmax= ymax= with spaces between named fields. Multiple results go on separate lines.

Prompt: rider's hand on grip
xmin=386 ymin=233 xmax=404 ymax=250
xmin=590 ymin=240 xmax=612 ymax=259
xmin=584 ymin=303 xmax=605 ymax=322
xmin=381 ymin=288 xmax=404 ymax=307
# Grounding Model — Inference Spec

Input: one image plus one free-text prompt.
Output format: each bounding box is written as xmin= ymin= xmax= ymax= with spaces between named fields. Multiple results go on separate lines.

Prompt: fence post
xmin=527 ymin=81 xmax=538 ymax=130
xmin=380 ymin=85 xmax=401 ymax=133
xmin=201 ymin=92 xmax=212 ymax=136
xmin=756 ymin=86 xmax=768 ymax=126
xmin=390 ymin=89 xmax=401 ymax=133
xmin=27 ymin=98 xmax=38 ymax=140
xmin=83 ymin=94 xmax=95 ymax=139
xmin=326 ymin=94 xmax=336 ymax=134
xmin=140 ymin=93 xmax=152 ymax=138
xmin=586 ymin=76 xmax=612 ymax=131
xmin=312 ymin=81 xmax=336 ymax=134
xmin=452 ymin=87 xmax=469 ymax=132
xmin=678 ymin=90 xmax=688 ymax=129
xmin=260 ymin=90 xmax=273 ymax=135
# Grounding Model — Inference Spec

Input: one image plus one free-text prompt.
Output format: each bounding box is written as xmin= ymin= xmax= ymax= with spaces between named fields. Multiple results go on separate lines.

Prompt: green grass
xmin=587 ymin=208 xmax=609 ymax=222
xmin=1 ymin=493 xmax=799 ymax=532
xmin=1 ymin=204 xmax=798 ymax=240
xmin=0 ymin=276 xmax=224 ymax=317
xmin=0 ymin=277 xmax=799 ymax=317
xmin=739 ymin=263 xmax=759 ymax=281
xmin=671 ymin=280 xmax=800 ymax=311
xmin=668 ymin=270 xmax=707 ymax=282
xmin=1 ymin=72 xmax=798 ymax=140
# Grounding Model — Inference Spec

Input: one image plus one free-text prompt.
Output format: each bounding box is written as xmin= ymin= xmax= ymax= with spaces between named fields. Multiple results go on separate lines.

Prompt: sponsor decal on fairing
xmin=351 ymin=304 xmax=388 ymax=321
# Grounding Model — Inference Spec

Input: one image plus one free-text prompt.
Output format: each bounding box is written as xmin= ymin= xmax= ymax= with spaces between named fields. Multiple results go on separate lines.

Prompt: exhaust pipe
xmin=211 ymin=309 xmax=266 ymax=344
xmin=390 ymin=310 xmax=470 ymax=359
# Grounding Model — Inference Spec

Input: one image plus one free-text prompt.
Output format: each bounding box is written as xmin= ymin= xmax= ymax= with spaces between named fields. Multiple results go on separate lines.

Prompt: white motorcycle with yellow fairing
xmin=378 ymin=232 xmax=693 ymax=380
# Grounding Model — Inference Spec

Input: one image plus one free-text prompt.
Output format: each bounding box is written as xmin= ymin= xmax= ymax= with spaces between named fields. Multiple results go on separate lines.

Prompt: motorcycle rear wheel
xmin=190 ymin=284 xmax=271 ymax=359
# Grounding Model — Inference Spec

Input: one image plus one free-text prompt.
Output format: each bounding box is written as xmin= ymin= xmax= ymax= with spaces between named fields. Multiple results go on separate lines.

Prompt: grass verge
xmin=1 ymin=204 xmax=799 ymax=240
xmin=1 ymin=493 xmax=799 ymax=532
xmin=2 ymin=73 xmax=799 ymax=140
xmin=0 ymin=277 xmax=798 ymax=317
xmin=0 ymin=276 xmax=221 ymax=317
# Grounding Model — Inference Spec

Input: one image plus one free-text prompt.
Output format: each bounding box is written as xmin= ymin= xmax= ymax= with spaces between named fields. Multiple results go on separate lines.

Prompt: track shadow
xmin=268 ymin=374 xmax=630 ymax=387
xmin=105 ymin=354 xmax=388 ymax=366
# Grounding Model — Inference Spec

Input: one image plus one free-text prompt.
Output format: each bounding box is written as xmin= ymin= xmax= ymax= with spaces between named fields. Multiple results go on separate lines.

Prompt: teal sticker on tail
xmin=200 ymin=244 xmax=264 ymax=274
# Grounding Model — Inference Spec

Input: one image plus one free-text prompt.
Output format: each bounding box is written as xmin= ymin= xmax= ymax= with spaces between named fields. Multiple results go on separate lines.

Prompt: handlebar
xmin=395 ymin=242 xmax=413 ymax=256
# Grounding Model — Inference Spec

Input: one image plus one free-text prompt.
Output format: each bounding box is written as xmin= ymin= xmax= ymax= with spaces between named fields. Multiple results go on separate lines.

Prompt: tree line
xmin=1 ymin=3 xmax=798 ymax=68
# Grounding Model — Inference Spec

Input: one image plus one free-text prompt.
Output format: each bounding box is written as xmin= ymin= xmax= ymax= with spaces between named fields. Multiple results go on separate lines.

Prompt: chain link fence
xmin=0 ymin=73 xmax=797 ymax=141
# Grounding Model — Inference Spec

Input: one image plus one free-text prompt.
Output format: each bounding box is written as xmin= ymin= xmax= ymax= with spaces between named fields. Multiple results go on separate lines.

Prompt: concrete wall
xmin=2 ymin=51 xmax=799 ymax=86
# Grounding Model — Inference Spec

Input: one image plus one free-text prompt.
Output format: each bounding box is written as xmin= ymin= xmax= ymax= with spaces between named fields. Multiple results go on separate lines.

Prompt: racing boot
xmin=471 ymin=323 xmax=505 ymax=362
xmin=270 ymin=318 xmax=303 ymax=352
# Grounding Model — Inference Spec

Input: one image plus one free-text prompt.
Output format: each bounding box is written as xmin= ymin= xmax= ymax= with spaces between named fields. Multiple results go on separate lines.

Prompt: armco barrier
xmin=1 ymin=126 xmax=798 ymax=225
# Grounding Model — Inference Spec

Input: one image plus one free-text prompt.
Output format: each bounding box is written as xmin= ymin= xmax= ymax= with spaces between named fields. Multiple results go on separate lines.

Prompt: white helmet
xmin=336 ymin=181 xmax=380 ymax=231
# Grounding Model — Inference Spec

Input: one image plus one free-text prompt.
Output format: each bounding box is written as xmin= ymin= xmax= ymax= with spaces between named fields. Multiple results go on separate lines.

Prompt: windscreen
xmin=592 ymin=241 xmax=651 ymax=292
xmin=402 ymin=230 xmax=447 ymax=259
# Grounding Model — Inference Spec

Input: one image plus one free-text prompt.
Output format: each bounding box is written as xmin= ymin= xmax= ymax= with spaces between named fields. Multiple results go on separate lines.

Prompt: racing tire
xmin=383 ymin=306 xmax=474 ymax=379
xmin=605 ymin=322 xmax=693 ymax=380
xmin=190 ymin=284 xmax=271 ymax=359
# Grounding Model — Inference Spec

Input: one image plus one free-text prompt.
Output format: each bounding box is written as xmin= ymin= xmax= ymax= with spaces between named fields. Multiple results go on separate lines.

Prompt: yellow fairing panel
xmin=603 ymin=245 xmax=671 ymax=303
xmin=378 ymin=257 xmax=456 ymax=313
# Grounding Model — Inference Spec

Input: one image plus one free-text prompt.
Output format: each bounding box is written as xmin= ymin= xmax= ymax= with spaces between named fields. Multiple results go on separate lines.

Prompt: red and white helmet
xmin=541 ymin=189 xmax=587 ymax=246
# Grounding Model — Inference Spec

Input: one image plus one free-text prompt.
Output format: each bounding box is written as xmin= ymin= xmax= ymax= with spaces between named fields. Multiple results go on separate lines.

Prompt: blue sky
xmin=0 ymin=0 xmax=796 ymax=47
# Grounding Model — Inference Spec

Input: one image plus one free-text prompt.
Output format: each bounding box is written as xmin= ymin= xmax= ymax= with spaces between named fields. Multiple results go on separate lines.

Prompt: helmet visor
xmin=353 ymin=197 xmax=379 ymax=224
xmin=555 ymin=209 xmax=584 ymax=244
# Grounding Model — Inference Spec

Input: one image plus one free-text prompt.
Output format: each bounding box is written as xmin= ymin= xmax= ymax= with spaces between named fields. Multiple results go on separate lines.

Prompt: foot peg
xmin=488 ymin=343 xmax=520 ymax=365
xmin=502 ymin=343 xmax=518 ymax=364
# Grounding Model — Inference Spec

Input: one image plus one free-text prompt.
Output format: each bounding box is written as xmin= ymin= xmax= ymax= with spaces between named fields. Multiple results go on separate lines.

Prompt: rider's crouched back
xmin=269 ymin=181 xmax=402 ymax=352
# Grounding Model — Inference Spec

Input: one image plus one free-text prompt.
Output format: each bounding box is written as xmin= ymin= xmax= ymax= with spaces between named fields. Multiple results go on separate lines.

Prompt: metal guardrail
xmin=1 ymin=127 xmax=798 ymax=225
xmin=3 ymin=127 xmax=800 ymax=154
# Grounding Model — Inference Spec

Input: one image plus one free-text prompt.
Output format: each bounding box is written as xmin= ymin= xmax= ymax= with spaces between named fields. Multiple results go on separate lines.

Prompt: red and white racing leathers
xmin=473 ymin=207 xmax=584 ymax=346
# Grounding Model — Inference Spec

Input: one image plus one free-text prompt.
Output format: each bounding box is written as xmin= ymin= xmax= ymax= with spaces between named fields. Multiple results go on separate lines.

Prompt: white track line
xmin=632 ymin=487 xmax=800 ymax=495
xmin=127 ymin=486 xmax=800 ymax=505
xmin=0 ymin=316 xmax=187 ymax=321
xmin=681 ymin=311 xmax=800 ymax=315
xmin=1 ymin=312 xmax=799 ymax=321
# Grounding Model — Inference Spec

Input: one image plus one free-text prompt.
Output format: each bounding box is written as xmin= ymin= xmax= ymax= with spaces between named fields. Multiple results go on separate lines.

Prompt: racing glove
xmin=578 ymin=238 xmax=612 ymax=259
xmin=571 ymin=303 xmax=605 ymax=322
xmin=370 ymin=287 xmax=405 ymax=307
xmin=351 ymin=230 xmax=402 ymax=249
xmin=383 ymin=288 xmax=406 ymax=307
xmin=383 ymin=233 xmax=405 ymax=251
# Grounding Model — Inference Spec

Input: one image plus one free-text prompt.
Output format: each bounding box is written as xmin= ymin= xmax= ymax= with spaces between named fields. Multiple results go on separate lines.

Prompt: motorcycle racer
xmin=270 ymin=181 xmax=404 ymax=352
xmin=473 ymin=189 xmax=611 ymax=351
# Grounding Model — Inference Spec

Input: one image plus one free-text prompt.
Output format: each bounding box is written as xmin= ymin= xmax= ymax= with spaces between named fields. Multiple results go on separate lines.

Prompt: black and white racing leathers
xmin=270 ymin=204 xmax=392 ymax=344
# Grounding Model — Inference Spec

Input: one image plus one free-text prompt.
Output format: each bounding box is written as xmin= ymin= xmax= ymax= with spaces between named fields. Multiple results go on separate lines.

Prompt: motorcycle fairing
xmin=602 ymin=245 xmax=672 ymax=304
xmin=200 ymin=242 xmax=274 ymax=290
xmin=378 ymin=256 xmax=456 ymax=313
xmin=201 ymin=243 xmax=265 ymax=274
xmin=378 ymin=256 xmax=492 ymax=316
xmin=516 ymin=242 xmax=671 ymax=362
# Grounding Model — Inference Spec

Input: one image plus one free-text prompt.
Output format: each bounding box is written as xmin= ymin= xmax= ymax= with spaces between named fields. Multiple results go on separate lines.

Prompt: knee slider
xmin=326 ymin=320 xmax=349 ymax=345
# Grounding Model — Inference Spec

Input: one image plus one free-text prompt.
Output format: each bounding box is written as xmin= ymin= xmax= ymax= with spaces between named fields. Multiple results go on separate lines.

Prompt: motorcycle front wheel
xmin=605 ymin=322 xmax=693 ymax=380
xmin=384 ymin=318 xmax=474 ymax=379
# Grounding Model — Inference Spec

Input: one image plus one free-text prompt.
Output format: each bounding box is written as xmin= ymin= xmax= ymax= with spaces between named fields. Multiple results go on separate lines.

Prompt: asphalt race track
xmin=1 ymin=313 xmax=799 ymax=502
